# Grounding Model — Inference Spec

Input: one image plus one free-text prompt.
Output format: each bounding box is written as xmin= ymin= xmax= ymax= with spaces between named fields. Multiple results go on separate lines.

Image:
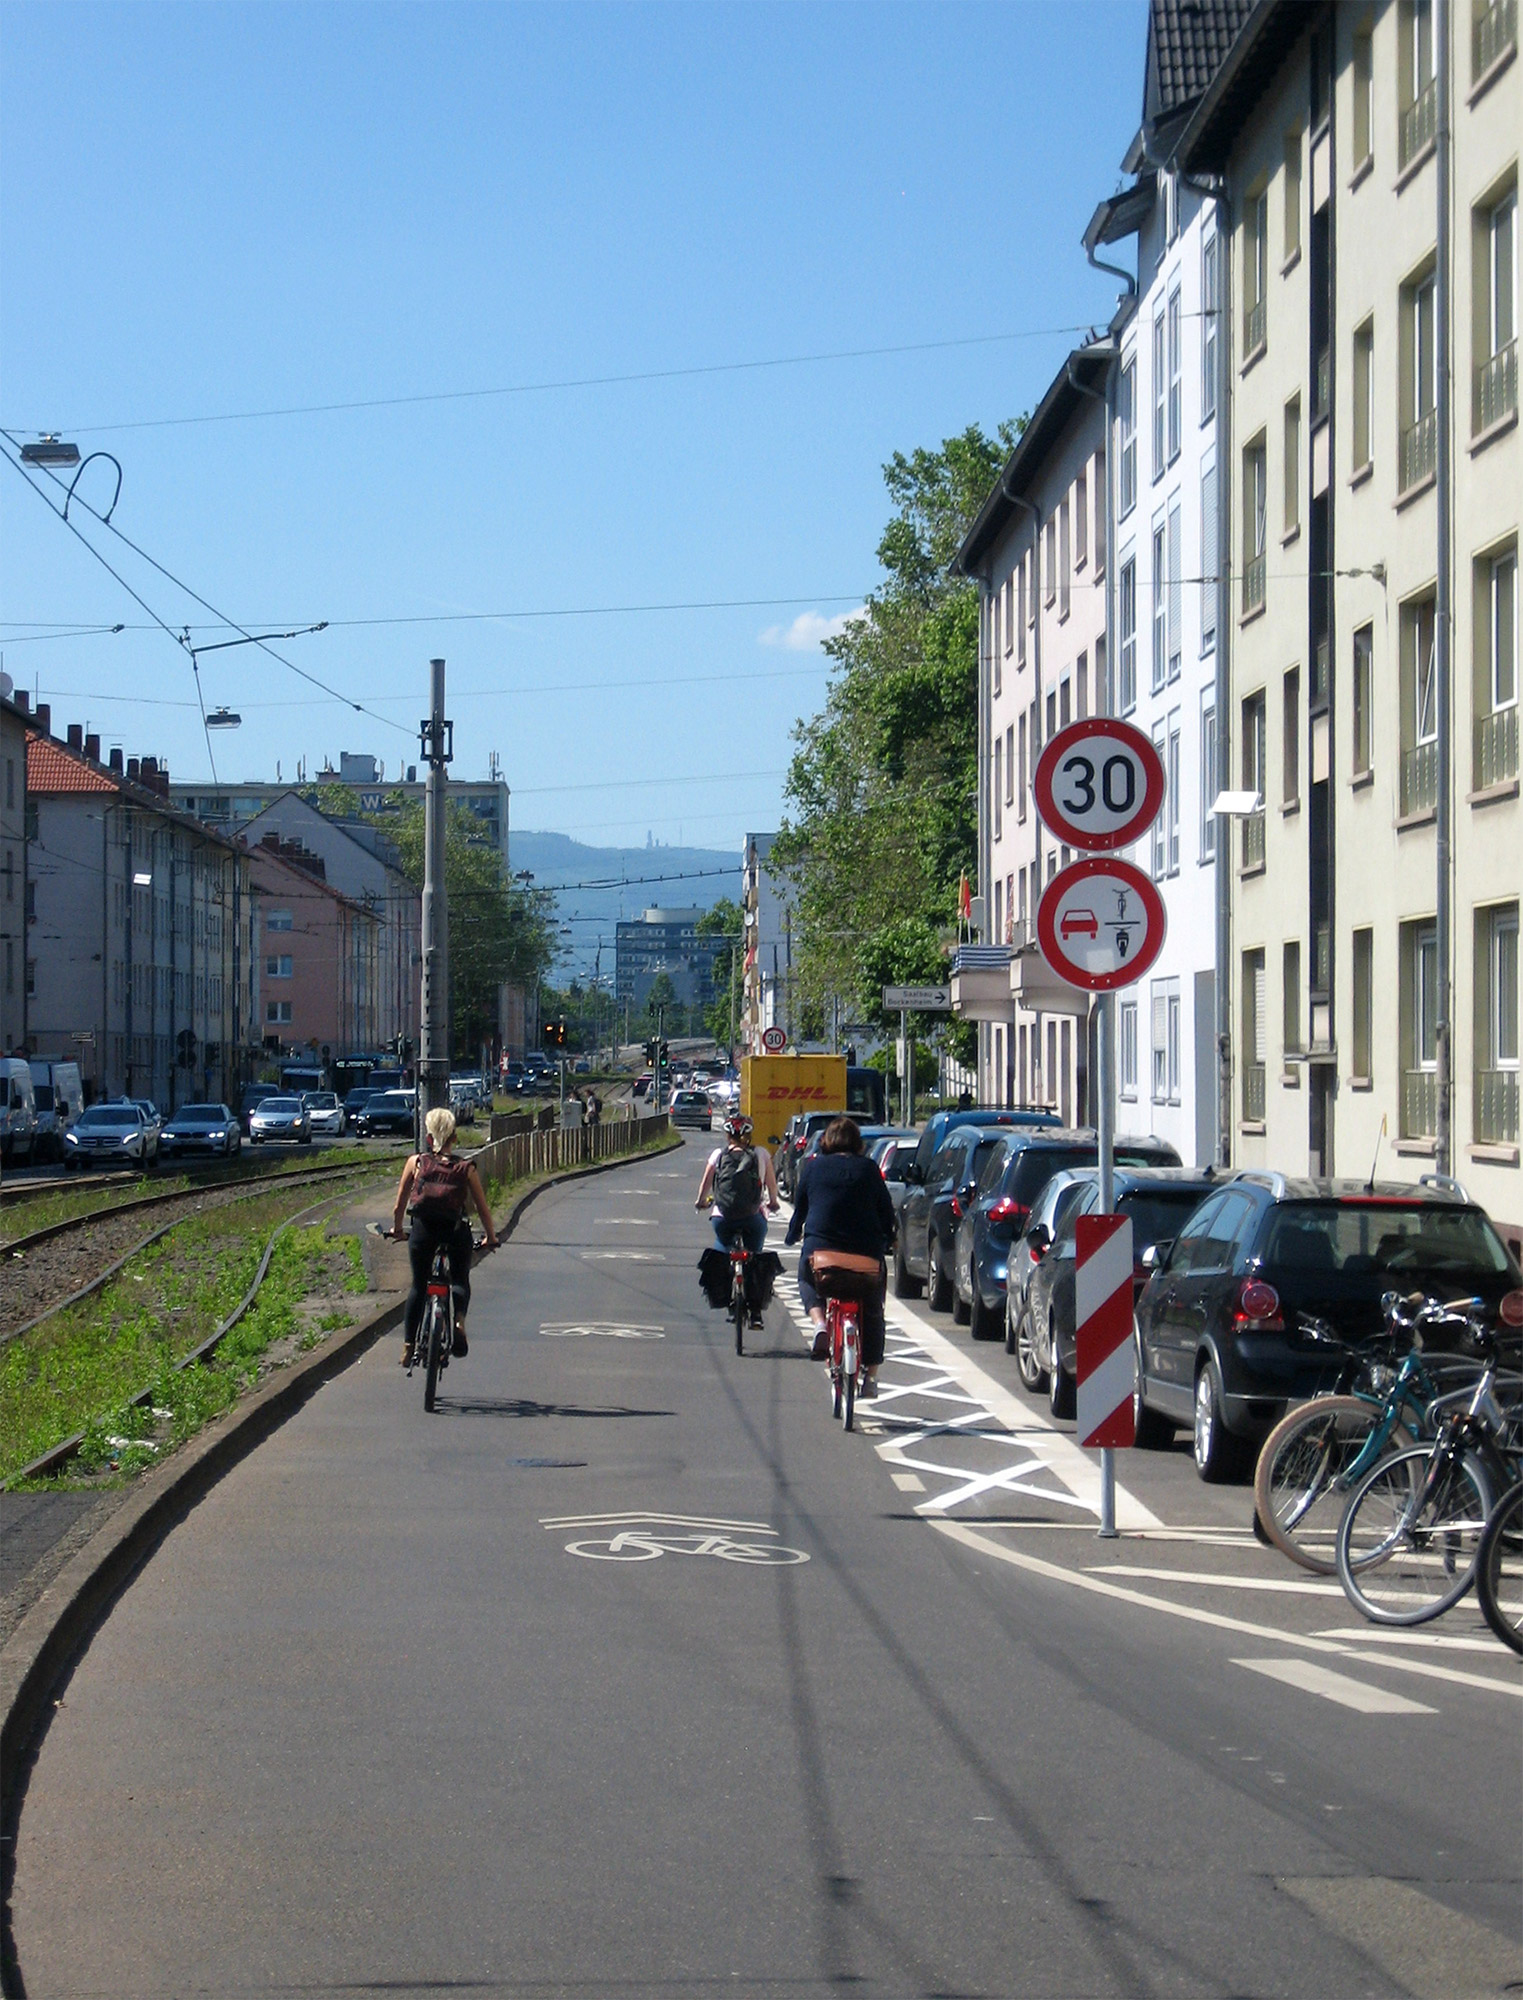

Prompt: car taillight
xmin=986 ymin=1197 xmax=1029 ymax=1228
xmin=1500 ymin=1289 xmax=1523 ymax=1329
xmin=950 ymin=1194 xmax=962 ymax=1220
xmin=1234 ymin=1279 xmax=1283 ymax=1330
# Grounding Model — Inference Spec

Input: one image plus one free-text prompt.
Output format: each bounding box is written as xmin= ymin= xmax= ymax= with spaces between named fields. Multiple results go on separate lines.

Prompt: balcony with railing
xmin=1243 ymin=1063 xmax=1266 ymax=1124
xmin=1402 ymin=1067 xmax=1438 ymax=1139
xmin=1400 ymin=738 xmax=1438 ymax=817
xmin=1243 ymin=551 xmax=1266 ymax=615
xmin=1399 ymin=408 xmax=1437 ymax=491
xmin=1241 ymin=810 xmax=1266 ymax=872
xmin=1475 ymin=1068 xmax=1520 ymax=1145
xmin=1244 ymin=297 xmax=1266 ymax=357
xmin=1475 ymin=705 xmax=1519 ymax=789
xmin=1399 ymin=77 xmax=1436 ymax=169
xmin=1474 ymin=0 xmax=1517 ymax=78
xmin=1476 ymin=340 xmax=1517 ymax=434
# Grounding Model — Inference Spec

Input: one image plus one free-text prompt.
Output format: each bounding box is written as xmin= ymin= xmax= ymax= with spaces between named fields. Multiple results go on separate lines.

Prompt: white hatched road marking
xmin=1232 ymin=1657 xmax=1435 ymax=1715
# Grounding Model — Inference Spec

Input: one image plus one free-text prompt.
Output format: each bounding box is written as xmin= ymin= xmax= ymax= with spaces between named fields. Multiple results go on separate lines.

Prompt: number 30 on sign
xmin=1033 ymin=718 xmax=1166 ymax=853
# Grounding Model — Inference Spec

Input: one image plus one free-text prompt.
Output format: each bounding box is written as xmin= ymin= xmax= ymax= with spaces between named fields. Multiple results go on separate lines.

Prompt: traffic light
xmin=543 ymin=1020 xmax=568 ymax=1049
xmin=176 ymin=1028 xmax=197 ymax=1071
xmin=658 ymin=1040 xmax=669 ymax=1065
xmin=643 ymin=1038 xmax=657 ymax=1063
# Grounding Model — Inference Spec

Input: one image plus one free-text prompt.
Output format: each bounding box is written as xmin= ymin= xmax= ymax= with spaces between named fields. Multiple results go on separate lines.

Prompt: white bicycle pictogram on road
xmin=563 ymin=1528 xmax=809 ymax=1565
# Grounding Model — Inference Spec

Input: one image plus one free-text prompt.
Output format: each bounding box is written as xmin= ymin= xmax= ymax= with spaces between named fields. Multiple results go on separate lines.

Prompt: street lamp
xmin=20 ymin=435 xmax=79 ymax=467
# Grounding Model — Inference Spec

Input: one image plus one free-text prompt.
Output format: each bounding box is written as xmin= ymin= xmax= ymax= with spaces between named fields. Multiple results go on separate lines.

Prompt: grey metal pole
xmin=419 ymin=657 xmax=452 ymax=1144
xmin=1435 ymin=0 xmax=1453 ymax=1178
xmin=1097 ymin=988 xmax=1118 ymax=1537
xmin=901 ymin=1006 xmax=910 ymax=1127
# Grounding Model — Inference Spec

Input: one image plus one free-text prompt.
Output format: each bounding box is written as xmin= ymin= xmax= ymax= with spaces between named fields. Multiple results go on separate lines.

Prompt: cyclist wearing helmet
xmin=695 ymin=1113 xmax=780 ymax=1268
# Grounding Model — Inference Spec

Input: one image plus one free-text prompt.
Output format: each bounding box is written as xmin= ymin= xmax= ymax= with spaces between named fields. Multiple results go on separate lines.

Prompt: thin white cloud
xmin=757 ymin=607 xmax=864 ymax=652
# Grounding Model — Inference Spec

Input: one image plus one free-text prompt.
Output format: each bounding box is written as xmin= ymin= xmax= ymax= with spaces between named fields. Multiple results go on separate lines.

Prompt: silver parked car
xmin=160 ymin=1102 xmax=242 ymax=1158
xmin=248 ymin=1095 xmax=312 ymax=1145
xmin=64 ymin=1102 xmax=159 ymax=1170
xmin=301 ymin=1091 xmax=346 ymax=1137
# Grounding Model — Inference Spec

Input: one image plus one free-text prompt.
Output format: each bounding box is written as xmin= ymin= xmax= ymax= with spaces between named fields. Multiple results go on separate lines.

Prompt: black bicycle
xmin=1476 ymin=1480 xmax=1523 ymax=1655
xmin=413 ymin=1238 xmax=456 ymax=1411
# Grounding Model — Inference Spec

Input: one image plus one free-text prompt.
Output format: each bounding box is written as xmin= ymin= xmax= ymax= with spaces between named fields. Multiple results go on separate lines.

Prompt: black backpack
xmin=713 ymin=1145 xmax=762 ymax=1215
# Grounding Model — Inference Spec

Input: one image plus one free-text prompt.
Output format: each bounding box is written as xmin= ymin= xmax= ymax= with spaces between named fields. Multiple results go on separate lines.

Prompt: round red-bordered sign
xmin=1033 ymin=718 xmax=1166 ymax=852
xmin=1036 ymin=857 xmax=1167 ymax=992
xmin=761 ymin=1026 xmax=788 ymax=1052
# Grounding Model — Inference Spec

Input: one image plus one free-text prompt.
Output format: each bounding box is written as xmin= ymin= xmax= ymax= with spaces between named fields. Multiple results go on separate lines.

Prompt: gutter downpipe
xmin=1435 ymin=0 xmax=1453 ymax=1178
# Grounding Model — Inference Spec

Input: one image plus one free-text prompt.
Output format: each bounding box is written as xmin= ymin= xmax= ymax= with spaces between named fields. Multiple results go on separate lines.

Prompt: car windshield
xmin=80 ymin=1107 xmax=138 ymax=1128
xmin=33 ymin=1083 xmax=54 ymax=1109
xmin=307 ymin=1094 xmax=338 ymax=1109
xmin=260 ymin=1098 xmax=301 ymax=1113
xmin=1261 ymin=1201 xmax=1516 ymax=1283
xmin=1006 ymin=1146 xmax=1098 ymax=1205
xmin=1121 ymin=1189 xmax=1216 ymax=1249
xmin=372 ymin=1093 xmax=410 ymax=1109
xmin=178 ymin=1105 xmax=224 ymax=1120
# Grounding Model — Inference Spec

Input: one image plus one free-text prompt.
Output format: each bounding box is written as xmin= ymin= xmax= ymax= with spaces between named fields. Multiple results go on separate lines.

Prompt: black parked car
xmin=362 ymin=1089 xmax=418 ymax=1138
xmin=944 ymin=1131 xmax=1182 ymax=1337
xmin=1000 ymin=1169 xmax=1093 ymax=1371
xmin=894 ymin=1125 xmax=1015 ymax=1311
xmin=344 ymin=1087 xmax=378 ymax=1131
xmin=237 ymin=1083 xmax=278 ymax=1135
xmin=903 ymin=1108 xmax=1061 ymax=1191
xmin=1134 ymin=1172 xmax=1523 ymax=1481
xmin=778 ymin=1111 xmax=838 ymax=1196
xmin=1033 ymin=1168 xmax=1223 ymax=1418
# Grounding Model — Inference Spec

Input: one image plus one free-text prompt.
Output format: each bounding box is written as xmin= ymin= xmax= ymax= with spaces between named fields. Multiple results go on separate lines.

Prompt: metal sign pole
xmin=418 ymin=657 xmax=452 ymax=1149
xmin=1097 ymin=987 xmax=1117 ymax=1539
xmin=901 ymin=1006 xmax=910 ymax=1127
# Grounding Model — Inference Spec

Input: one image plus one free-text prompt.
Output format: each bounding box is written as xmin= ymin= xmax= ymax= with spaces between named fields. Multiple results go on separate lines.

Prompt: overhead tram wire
xmin=0 ymin=432 xmax=410 ymax=742
xmin=21 ymin=324 xmax=1098 ymax=438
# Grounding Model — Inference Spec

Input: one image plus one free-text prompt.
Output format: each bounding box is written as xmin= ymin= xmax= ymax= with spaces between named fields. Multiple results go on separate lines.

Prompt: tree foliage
xmin=695 ymin=898 xmax=743 ymax=1046
xmin=771 ymin=422 xmax=1019 ymax=1056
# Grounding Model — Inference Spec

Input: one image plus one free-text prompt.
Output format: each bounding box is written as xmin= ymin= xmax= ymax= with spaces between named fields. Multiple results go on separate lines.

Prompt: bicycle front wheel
xmin=1335 ymin=1444 xmax=1492 ymax=1627
xmin=423 ymin=1301 xmax=443 ymax=1413
xmin=1476 ymin=1481 xmax=1523 ymax=1656
xmin=1255 ymin=1395 xmax=1410 ymax=1575
xmin=733 ymin=1285 xmax=746 ymax=1357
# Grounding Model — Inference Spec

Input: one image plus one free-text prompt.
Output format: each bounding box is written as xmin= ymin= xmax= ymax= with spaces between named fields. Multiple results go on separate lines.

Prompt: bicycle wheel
xmin=1476 ymin=1481 xmax=1523 ymax=1657
xmin=842 ymin=1367 xmax=855 ymax=1432
xmin=733 ymin=1284 xmax=746 ymax=1357
xmin=1254 ymin=1395 xmax=1411 ymax=1575
xmin=423 ymin=1300 xmax=443 ymax=1413
xmin=830 ymin=1362 xmax=843 ymax=1420
xmin=1335 ymin=1443 xmax=1492 ymax=1627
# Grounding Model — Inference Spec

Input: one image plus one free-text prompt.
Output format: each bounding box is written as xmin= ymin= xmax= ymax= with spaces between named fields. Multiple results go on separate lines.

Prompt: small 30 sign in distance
xmin=1033 ymin=718 xmax=1167 ymax=852
xmin=761 ymin=1026 xmax=788 ymax=1052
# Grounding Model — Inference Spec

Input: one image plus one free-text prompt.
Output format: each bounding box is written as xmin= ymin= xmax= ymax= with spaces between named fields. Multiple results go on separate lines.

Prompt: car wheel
xmin=1132 ymin=1329 xmax=1174 ymax=1448
xmin=1047 ymin=1319 xmax=1076 ymax=1420
xmin=927 ymin=1234 xmax=953 ymax=1312
xmin=951 ymin=1272 xmax=971 ymax=1325
xmin=1192 ymin=1360 xmax=1249 ymax=1483
xmin=1013 ymin=1303 xmax=1046 ymax=1391
xmin=892 ymin=1236 xmax=922 ymax=1299
xmin=968 ymin=1284 xmax=996 ymax=1342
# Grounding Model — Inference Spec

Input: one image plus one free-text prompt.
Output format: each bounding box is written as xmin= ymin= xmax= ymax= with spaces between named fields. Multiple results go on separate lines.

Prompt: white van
xmin=0 ymin=1057 xmax=37 ymax=1164
xmin=29 ymin=1058 xmax=85 ymax=1161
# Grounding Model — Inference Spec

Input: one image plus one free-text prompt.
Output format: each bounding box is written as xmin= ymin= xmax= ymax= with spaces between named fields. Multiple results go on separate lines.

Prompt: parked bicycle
xmin=1475 ymin=1480 xmax=1523 ymax=1655
xmin=1254 ymin=1293 xmax=1480 ymax=1574
xmin=1335 ymin=1315 xmax=1523 ymax=1627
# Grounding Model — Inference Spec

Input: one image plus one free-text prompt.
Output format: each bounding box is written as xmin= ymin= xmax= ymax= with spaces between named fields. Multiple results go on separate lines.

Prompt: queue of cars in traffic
xmin=768 ymin=1101 xmax=1523 ymax=1489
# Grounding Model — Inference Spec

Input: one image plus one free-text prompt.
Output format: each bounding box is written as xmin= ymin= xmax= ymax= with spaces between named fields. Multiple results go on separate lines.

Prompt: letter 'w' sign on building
xmin=1075 ymin=1215 xmax=1135 ymax=1449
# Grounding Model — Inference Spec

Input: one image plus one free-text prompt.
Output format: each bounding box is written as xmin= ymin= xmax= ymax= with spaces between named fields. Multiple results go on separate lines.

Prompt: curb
xmin=0 ymin=1131 xmax=683 ymax=1837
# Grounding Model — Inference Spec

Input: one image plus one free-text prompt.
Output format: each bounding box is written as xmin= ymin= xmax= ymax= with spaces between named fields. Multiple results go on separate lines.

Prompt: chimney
xmin=13 ymin=692 xmax=27 ymax=714
xmin=108 ymin=747 xmax=124 ymax=775
xmin=35 ymin=703 xmax=50 ymax=736
xmin=67 ymin=723 xmax=83 ymax=752
xmin=127 ymin=757 xmax=140 ymax=781
xmin=140 ymin=756 xmax=158 ymax=787
xmin=85 ymin=733 xmax=100 ymax=762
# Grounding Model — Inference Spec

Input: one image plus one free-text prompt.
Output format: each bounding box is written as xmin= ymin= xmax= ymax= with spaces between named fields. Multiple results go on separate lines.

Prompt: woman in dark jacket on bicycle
xmin=786 ymin=1116 xmax=896 ymax=1394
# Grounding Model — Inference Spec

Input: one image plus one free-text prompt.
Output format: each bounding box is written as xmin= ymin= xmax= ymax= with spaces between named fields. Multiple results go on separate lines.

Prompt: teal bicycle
xmin=1254 ymin=1293 xmax=1483 ymax=1574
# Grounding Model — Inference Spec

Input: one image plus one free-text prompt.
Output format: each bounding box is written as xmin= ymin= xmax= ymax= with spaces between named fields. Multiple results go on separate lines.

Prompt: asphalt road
xmin=9 ymin=1142 xmax=1521 ymax=1999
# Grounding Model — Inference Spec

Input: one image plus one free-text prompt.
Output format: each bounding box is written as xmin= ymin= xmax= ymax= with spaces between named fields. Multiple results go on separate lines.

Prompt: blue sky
xmin=1 ymin=0 xmax=1143 ymax=853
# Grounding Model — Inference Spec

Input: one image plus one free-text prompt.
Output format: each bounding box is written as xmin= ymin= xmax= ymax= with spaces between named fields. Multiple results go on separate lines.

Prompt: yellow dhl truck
xmin=740 ymin=1055 xmax=887 ymax=1155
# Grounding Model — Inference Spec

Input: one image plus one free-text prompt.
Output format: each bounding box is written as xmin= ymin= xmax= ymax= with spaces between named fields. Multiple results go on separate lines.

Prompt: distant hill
xmin=509 ymin=830 xmax=743 ymax=978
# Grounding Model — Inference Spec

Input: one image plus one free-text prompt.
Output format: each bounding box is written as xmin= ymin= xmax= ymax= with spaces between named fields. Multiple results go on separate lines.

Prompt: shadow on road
xmin=430 ymin=1397 xmax=676 ymax=1421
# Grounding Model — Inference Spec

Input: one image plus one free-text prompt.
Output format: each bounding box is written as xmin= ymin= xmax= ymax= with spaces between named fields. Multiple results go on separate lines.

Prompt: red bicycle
xmin=810 ymin=1250 xmax=884 ymax=1433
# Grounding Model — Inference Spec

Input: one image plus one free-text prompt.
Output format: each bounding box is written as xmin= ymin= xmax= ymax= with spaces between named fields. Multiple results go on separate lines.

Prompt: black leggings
xmin=405 ymin=1214 xmax=474 ymax=1342
xmin=797 ymin=1243 xmax=887 ymax=1367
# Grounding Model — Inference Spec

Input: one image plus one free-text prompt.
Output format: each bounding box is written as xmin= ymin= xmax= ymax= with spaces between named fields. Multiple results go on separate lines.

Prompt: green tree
xmin=771 ymin=422 xmax=1019 ymax=1067
xmin=695 ymin=898 xmax=743 ymax=1047
xmin=643 ymin=972 xmax=678 ymax=1026
xmin=373 ymin=797 xmax=557 ymax=1054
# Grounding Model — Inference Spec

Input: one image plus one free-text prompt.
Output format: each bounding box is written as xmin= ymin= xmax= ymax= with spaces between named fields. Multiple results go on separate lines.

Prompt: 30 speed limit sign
xmin=1033 ymin=718 xmax=1166 ymax=852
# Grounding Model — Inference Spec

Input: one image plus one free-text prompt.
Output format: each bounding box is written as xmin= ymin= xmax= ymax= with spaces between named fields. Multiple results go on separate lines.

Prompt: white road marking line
xmin=1087 ymin=1565 xmax=1351 ymax=1597
xmin=931 ymin=1519 xmax=1523 ymax=1701
xmin=541 ymin=1511 xmax=776 ymax=1533
xmin=1311 ymin=1627 xmax=1514 ymax=1654
xmin=601 ymin=1217 xmax=660 ymax=1225
xmin=580 ymin=1249 xmax=665 ymax=1261
xmin=1232 ymin=1657 xmax=1435 ymax=1715
xmin=891 ymin=1471 xmax=926 ymax=1492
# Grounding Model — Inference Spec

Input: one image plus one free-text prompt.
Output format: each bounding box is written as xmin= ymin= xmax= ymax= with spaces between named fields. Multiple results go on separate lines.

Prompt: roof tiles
xmin=1148 ymin=0 xmax=1256 ymax=119
xmin=26 ymin=735 xmax=117 ymax=795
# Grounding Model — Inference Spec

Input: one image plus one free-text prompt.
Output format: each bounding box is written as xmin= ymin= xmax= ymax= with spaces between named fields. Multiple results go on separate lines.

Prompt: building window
xmin=1167 ymin=715 xmax=1181 ymax=873
xmin=1243 ymin=187 xmax=1268 ymax=355
xmin=1283 ymin=940 xmax=1303 ymax=1060
xmin=993 ymin=738 xmax=1003 ymax=841
xmin=1151 ymin=722 xmax=1167 ymax=880
xmin=1398 ymin=920 xmax=1440 ymax=1138
xmin=265 ymin=909 xmax=293 ymax=933
xmin=1242 ymin=436 xmax=1267 ymax=614
xmin=1152 ymin=308 xmax=1167 ymax=477
xmin=1017 ymin=713 xmax=1028 ymax=819
xmin=1151 ymin=517 xmax=1168 ymax=691
xmin=1200 ymin=460 xmax=1217 ymax=649
xmin=265 ymin=953 xmax=293 ymax=978
xmin=1151 ymin=978 xmax=1181 ymax=1104
xmin=1119 ymin=557 xmax=1137 ymax=713
xmin=1004 ymin=723 xmax=1015 ymax=808
xmin=1400 ymin=593 xmax=1439 ymax=814
xmin=265 ymin=1000 xmax=293 ymax=1026
xmin=1044 ymin=518 xmax=1056 ymax=605
xmin=1399 ymin=0 xmax=1437 ymax=170
xmin=1201 ymin=231 xmax=1219 ymax=420
xmin=1283 ymin=395 xmax=1301 ymax=536
xmin=1119 ymin=358 xmax=1138 ymax=518
xmin=1017 ymin=555 xmax=1028 ymax=665
xmin=1283 ymin=666 xmax=1301 ymax=806
xmin=1474 ymin=0 xmax=1518 ymax=78
xmin=1475 ymin=543 xmax=1519 ymax=787
xmin=1352 ymin=24 xmax=1374 ymax=168
xmin=1075 ymin=469 xmax=1088 ymax=569
xmin=1241 ymin=691 xmax=1267 ymax=869
xmin=1476 ymin=185 xmax=1517 ymax=434
xmin=1059 ymin=499 xmax=1071 ymax=620
xmin=1352 ymin=318 xmax=1374 ymax=471
xmin=1059 ymin=677 xmax=1072 ymax=730
xmin=1353 ymin=624 xmax=1375 ymax=776
xmin=1477 ymin=902 xmax=1520 ymax=1143
xmin=1242 ymin=949 xmax=1266 ymax=1122
xmin=1400 ymin=268 xmax=1438 ymax=489
xmin=1119 ymin=999 xmax=1138 ymax=1099
xmin=1003 ymin=575 xmax=1015 ymax=659
xmin=1351 ymin=927 xmax=1374 ymax=1082
xmin=1166 ymin=501 xmax=1182 ymax=679
xmin=1167 ymin=287 xmax=1183 ymax=462
xmin=1283 ymin=130 xmax=1303 ymax=262
xmin=1200 ymin=699 xmax=1217 ymax=859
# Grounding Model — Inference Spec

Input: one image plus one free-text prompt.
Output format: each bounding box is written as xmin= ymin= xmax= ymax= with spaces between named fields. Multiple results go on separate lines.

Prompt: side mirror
xmin=905 ymin=1162 xmax=924 ymax=1185
xmin=1026 ymin=1222 xmax=1051 ymax=1258
xmin=956 ymin=1179 xmax=978 ymax=1210
xmin=1141 ymin=1239 xmax=1173 ymax=1274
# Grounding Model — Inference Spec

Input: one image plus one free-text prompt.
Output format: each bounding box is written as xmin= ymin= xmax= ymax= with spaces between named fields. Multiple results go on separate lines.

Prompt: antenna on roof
xmin=1366 ymin=1112 xmax=1387 ymax=1194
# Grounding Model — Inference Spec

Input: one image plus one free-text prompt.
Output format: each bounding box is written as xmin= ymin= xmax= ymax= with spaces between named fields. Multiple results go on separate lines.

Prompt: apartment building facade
xmin=955 ymin=347 xmax=1111 ymax=1126
xmin=741 ymin=832 xmax=793 ymax=1052
xmin=247 ymin=837 xmax=382 ymax=1058
xmin=1179 ymin=0 xmax=1519 ymax=1234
